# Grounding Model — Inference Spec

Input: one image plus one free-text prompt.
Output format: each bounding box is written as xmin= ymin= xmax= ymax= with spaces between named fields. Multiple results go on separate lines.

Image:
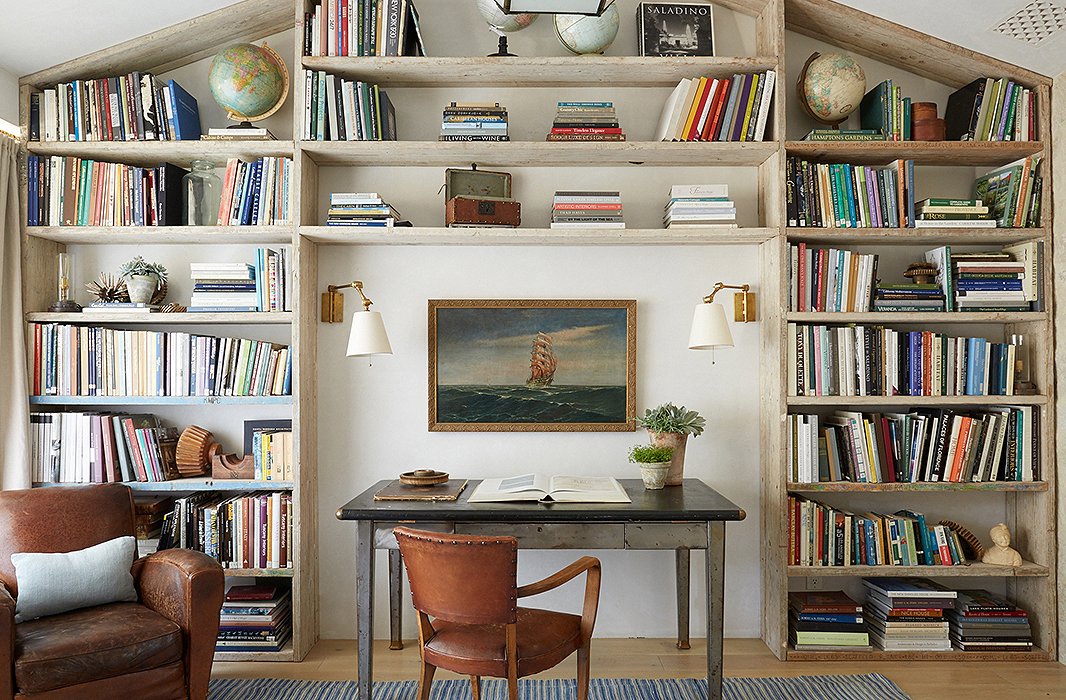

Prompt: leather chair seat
xmin=14 ymin=602 xmax=183 ymax=695
xmin=423 ymin=607 xmax=582 ymax=678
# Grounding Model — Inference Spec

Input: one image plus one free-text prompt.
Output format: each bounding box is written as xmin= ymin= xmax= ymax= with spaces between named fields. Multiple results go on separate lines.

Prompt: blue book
xmin=166 ymin=80 xmax=202 ymax=140
xmin=863 ymin=519 xmax=877 ymax=564
xmin=282 ymin=352 xmax=292 ymax=395
xmin=240 ymin=161 xmax=259 ymax=225
xmin=909 ymin=332 xmax=922 ymax=395
xmin=254 ymin=247 xmax=264 ymax=311
xmin=249 ymin=159 xmax=264 ymax=224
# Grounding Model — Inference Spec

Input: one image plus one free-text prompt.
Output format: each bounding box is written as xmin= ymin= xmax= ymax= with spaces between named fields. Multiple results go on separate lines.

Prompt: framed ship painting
xmin=428 ymin=299 xmax=636 ymax=432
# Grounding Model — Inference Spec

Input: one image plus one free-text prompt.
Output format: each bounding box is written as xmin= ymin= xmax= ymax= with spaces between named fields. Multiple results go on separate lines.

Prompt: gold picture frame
xmin=428 ymin=299 xmax=637 ymax=432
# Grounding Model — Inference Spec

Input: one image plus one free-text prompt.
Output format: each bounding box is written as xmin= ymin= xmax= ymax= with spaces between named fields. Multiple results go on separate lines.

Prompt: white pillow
xmin=12 ymin=536 xmax=138 ymax=623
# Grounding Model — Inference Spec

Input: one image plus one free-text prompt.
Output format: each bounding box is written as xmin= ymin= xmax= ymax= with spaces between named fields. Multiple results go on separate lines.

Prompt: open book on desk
xmin=468 ymin=474 xmax=631 ymax=503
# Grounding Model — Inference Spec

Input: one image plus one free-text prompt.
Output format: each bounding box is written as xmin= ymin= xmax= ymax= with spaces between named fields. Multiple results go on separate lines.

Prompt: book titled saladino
xmin=638 ymin=2 xmax=715 ymax=57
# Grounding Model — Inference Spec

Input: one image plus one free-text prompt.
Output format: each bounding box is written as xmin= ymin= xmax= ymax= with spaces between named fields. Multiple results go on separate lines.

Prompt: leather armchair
xmin=0 ymin=484 xmax=224 ymax=700
xmin=394 ymin=527 xmax=601 ymax=700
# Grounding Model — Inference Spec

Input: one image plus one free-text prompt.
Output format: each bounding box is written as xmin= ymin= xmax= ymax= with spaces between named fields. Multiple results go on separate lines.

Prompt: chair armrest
xmin=0 ymin=584 xmax=13 ymax=700
xmin=133 ymin=549 xmax=224 ymax=700
xmin=517 ymin=556 xmax=601 ymax=644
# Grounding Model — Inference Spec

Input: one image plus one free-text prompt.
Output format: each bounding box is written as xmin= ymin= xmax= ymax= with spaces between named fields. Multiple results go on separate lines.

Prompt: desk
xmin=337 ymin=478 xmax=745 ymax=700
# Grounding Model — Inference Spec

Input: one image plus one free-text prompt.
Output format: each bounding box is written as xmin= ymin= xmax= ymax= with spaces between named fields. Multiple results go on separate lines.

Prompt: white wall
xmin=0 ymin=67 xmax=19 ymax=129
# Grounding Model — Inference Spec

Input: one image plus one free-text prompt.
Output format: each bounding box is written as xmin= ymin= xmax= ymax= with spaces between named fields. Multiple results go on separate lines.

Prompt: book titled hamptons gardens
xmin=638 ymin=2 xmax=716 ymax=57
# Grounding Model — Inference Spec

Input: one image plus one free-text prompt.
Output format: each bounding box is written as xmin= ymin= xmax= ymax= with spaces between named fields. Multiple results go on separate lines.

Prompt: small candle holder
xmin=48 ymin=252 xmax=82 ymax=313
xmin=1011 ymin=334 xmax=1038 ymax=395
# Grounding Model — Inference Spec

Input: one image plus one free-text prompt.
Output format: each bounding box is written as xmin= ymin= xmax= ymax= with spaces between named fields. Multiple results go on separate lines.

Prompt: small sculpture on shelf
xmin=903 ymin=261 xmax=938 ymax=285
xmin=86 ymin=273 xmax=130 ymax=304
xmin=981 ymin=522 xmax=1024 ymax=567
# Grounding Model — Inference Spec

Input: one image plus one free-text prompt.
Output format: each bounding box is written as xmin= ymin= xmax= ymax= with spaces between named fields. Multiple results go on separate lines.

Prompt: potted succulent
xmin=629 ymin=444 xmax=674 ymax=490
xmin=119 ymin=256 xmax=167 ymax=305
xmin=636 ymin=403 xmax=706 ymax=486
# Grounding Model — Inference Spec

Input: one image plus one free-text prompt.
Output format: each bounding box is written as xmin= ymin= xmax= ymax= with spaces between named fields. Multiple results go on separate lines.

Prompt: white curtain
xmin=0 ymin=136 xmax=29 ymax=490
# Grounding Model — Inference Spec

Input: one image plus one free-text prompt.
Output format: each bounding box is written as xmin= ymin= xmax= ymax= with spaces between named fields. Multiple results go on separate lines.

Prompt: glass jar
xmin=183 ymin=160 xmax=223 ymax=226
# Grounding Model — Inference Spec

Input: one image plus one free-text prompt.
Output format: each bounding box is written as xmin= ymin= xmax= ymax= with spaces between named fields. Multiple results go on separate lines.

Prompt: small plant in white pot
xmin=119 ymin=256 xmax=167 ymax=305
xmin=629 ymin=444 xmax=674 ymax=490
xmin=636 ymin=403 xmax=706 ymax=486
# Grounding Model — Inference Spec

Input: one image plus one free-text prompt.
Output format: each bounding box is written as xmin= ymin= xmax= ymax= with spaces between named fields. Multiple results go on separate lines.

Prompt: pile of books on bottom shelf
xmin=550 ymin=191 xmax=624 ymax=229
xmin=949 ymin=590 xmax=1033 ymax=652
xmin=864 ymin=578 xmax=955 ymax=651
xmin=788 ymin=591 xmax=870 ymax=651
xmin=665 ymin=184 xmax=736 ymax=229
xmin=326 ymin=192 xmax=401 ymax=227
xmin=217 ymin=584 xmax=292 ymax=654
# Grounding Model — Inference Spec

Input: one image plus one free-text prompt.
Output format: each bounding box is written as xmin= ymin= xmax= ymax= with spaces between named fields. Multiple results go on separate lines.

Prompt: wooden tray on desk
xmin=374 ymin=479 xmax=468 ymax=502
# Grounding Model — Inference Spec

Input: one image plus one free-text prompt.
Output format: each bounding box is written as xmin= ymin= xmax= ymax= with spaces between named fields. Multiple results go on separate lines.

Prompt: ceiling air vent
xmin=993 ymin=0 xmax=1066 ymax=44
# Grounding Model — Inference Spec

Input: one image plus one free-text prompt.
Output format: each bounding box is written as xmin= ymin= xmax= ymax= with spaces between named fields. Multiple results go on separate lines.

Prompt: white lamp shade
xmin=688 ymin=302 xmax=734 ymax=350
xmin=347 ymin=310 xmax=393 ymax=357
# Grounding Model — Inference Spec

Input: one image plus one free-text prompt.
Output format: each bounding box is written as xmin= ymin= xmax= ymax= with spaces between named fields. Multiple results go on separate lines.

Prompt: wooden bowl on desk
xmin=399 ymin=469 xmax=450 ymax=487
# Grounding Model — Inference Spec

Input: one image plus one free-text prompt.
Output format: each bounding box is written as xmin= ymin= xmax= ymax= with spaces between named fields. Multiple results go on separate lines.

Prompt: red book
xmin=686 ymin=78 xmax=716 ymax=140
xmin=550 ymin=127 xmax=623 ymax=134
xmin=340 ymin=0 xmax=348 ymax=56
xmin=879 ymin=416 xmax=896 ymax=482
xmin=789 ymin=590 xmax=862 ymax=614
xmin=121 ymin=417 xmax=149 ymax=482
xmin=797 ymin=242 xmax=807 ymax=312
xmin=226 ymin=583 xmax=279 ymax=602
xmin=703 ymin=77 xmax=731 ymax=141
xmin=33 ymin=323 xmax=41 ymax=395
xmin=553 ymin=203 xmax=622 ymax=210
xmin=259 ymin=495 xmax=269 ymax=569
xmin=242 ymin=497 xmax=251 ymax=569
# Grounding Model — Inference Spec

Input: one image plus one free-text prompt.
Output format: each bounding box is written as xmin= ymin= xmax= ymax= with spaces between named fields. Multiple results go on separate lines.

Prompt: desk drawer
xmin=624 ymin=523 xmax=708 ymax=549
xmin=455 ymin=523 xmax=625 ymax=549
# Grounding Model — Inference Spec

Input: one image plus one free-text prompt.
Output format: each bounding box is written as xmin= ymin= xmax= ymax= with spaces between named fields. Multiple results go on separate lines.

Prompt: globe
xmin=208 ymin=43 xmax=289 ymax=123
xmin=554 ymin=5 xmax=620 ymax=55
xmin=798 ymin=52 xmax=866 ymax=126
xmin=475 ymin=0 xmax=538 ymax=32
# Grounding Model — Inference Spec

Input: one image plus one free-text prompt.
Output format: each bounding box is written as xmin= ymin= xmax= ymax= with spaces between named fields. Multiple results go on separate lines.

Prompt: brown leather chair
xmin=394 ymin=527 xmax=601 ymax=700
xmin=0 ymin=484 xmax=224 ymax=700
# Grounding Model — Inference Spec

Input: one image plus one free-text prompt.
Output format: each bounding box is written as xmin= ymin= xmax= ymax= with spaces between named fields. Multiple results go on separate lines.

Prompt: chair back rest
xmin=0 ymin=484 xmax=136 ymax=596
xmin=394 ymin=527 xmax=518 ymax=625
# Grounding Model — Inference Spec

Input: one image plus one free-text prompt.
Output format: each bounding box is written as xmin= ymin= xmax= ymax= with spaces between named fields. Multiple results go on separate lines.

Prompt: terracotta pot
xmin=649 ymin=430 xmax=688 ymax=486
xmin=638 ymin=462 xmax=670 ymax=490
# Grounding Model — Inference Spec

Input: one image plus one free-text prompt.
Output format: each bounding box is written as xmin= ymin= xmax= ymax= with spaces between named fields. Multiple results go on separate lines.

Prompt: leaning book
xmin=469 ymin=474 xmax=631 ymax=503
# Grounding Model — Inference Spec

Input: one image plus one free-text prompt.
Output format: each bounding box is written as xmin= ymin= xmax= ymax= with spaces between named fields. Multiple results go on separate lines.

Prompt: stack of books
xmin=915 ymin=198 xmax=993 ymax=228
xmin=864 ymin=578 xmax=955 ymax=651
xmin=546 ymin=101 xmax=624 ymax=142
xmin=801 ymin=129 xmax=885 ymax=142
xmin=217 ymin=157 xmax=294 ymax=226
xmin=786 ymin=157 xmax=915 ymax=228
xmin=665 ymin=184 xmax=737 ymax=228
xmin=872 ymin=283 xmax=946 ymax=312
xmin=953 ymin=252 xmax=1028 ymax=311
xmin=655 ymin=71 xmax=776 ymax=142
xmin=788 ymin=591 xmax=870 ymax=651
xmin=550 ymin=191 xmax=624 ymax=229
xmin=326 ymin=192 xmax=401 ymax=227
xmin=302 ymin=72 xmax=396 ymax=141
xmin=859 ymin=80 xmax=913 ymax=140
xmin=949 ymin=590 xmax=1033 ymax=652
xmin=189 ymin=263 xmax=258 ymax=312
xmin=974 ymin=156 xmax=1042 ymax=227
xmin=789 ymin=243 xmax=877 ymax=312
xmin=217 ymin=585 xmax=293 ymax=654
xmin=440 ymin=102 xmax=508 ymax=142
xmin=945 ymin=77 xmax=1038 ymax=142
xmin=134 ymin=496 xmax=173 ymax=558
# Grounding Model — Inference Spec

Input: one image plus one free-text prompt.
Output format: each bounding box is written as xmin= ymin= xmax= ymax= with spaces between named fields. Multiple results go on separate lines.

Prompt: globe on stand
xmin=474 ymin=0 xmax=538 ymax=56
xmin=796 ymin=51 xmax=866 ymax=128
xmin=554 ymin=4 xmax=620 ymax=55
xmin=208 ymin=42 xmax=289 ymax=130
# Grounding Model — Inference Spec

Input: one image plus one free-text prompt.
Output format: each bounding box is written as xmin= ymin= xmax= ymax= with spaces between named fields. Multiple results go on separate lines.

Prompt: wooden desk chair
xmin=393 ymin=527 xmax=601 ymax=700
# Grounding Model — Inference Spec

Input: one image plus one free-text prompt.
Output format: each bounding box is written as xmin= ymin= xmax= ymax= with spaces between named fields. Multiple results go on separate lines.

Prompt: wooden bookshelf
xmin=785 ymin=227 xmax=1046 ymax=245
xmin=300 ymin=226 xmax=778 ymax=246
xmin=784 ymin=140 xmax=1044 ymax=166
xmin=28 ymin=396 xmax=293 ymax=406
xmin=35 ymin=478 xmax=295 ymax=492
xmin=25 ymin=226 xmax=293 ymax=245
xmin=786 ymin=395 xmax=1049 ymax=407
xmin=26 ymin=139 xmax=295 ymax=168
xmin=788 ymin=562 xmax=1049 ymax=578
xmin=26 ymin=312 xmax=293 ymax=324
xmin=786 ymin=481 xmax=1050 ymax=493
xmin=785 ymin=311 xmax=1048 ymax=323
xmin=786 ymin=647 xmax=1052 ymax=662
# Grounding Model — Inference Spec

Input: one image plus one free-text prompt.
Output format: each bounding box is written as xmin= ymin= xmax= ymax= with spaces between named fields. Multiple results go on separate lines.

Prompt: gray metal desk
xmin=337 ymin=478 xmax=745 ymax=700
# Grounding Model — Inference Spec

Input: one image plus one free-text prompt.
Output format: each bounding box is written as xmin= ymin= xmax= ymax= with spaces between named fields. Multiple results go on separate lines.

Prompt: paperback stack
xmin=550 ymin=191 xmax=624 ymax=229
xmin=189 ymin=263 xmax=258 ymax=312
xmin=788 ymin=591 xmax=870 ymax=651
xmin=217 ymin=584 xmax=293 ymax=654
xmin=949 ymin=590 xmax=1033 ymax=652
xmin=546 ymin=102 xmax=624 ymax=142
xmin=863 ymin=578 xmax=955 ymax=651
xmin=665 ymin=184 xmax=737 ymax=228
xmin=872 ymin=283 xmax=946 ymax=312
xmin=915 ymin=198 xmax=994 ymax=228
xmin=952 ymin=252 xmax=1028 ymax=311
xmin=326 ymin=192 xmax=401 ymax=227
xmin=440 ymin=102 xmax=508 ymax=142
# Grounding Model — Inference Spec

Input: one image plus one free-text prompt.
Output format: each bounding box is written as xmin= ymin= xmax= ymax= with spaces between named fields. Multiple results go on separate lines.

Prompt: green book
xmin=903 ymin=97 xmax=912 ymax=140
xmin=859 ymin=81 xmax=891 ymax=135
xmin=919 ymin=198 xmax=980 ymax=207
xmin=918 ymin=212 xmax=992 ymax=220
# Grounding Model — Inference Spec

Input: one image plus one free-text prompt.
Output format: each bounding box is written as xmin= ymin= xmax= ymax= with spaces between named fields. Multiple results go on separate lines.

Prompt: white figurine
xmin=981 ymin=522 xmax=1023 ymax=567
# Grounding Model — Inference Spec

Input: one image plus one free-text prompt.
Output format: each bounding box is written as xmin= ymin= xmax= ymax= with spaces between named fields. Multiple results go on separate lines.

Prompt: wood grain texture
xmin=25 ymin=226 xmax=293 ymax=245
xmin=785 ymin=312 xmax=1047 ymax=324
xmin=26 ymin=140 xmax=295 ymax=168
xmin=786 ymin=481 xmax=1050 ymax=493
xmin=785 ymin=227 xmax=1046 ymax=246
xmin=26 ymin=312 xmax=293 ymax=324
xmin=788 ymin=561 xmax=1049 ymax=577
xmin=788 ymin=395 xmax=1049 ymax=407
xmin=785 ymin=140 xmax=1044 ymax=166
xmin=299 ymin=227 xmax=777 ymax=246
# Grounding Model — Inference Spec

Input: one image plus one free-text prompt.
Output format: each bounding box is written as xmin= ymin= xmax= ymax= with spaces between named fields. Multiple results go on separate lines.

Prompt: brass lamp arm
xmin=327 ymin=280 xmax=374 ymax=311
xmin=703 ymin=282 xmax=750 ymax=304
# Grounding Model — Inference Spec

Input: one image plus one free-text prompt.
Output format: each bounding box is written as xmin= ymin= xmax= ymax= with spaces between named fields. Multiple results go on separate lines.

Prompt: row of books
xmin=303 ymin=71 xmax=396 ymax=141
xmin=789 ymin=244 xmax=878 ymax=312
xmin=218 ymin=584 xmax=292 ymax=653
xmin=655 ymin=71 xmax=775 ymax=142
xmin=551 ymin=191 xmax=624 ymax=229
xmin=946 ymin=77 xmax=1038 ymax=142
xmin=926 ymin=244 xmax=1041 ymax=312
xmin=29 ymin=75 xmax=201 ymax=142
xmin=788 ymin=324 xmax=1022 ymax=398
xmin=441 ymin=102 xmax=508 ymax=142
xmin=216 ymin=157 xmax=294 ymax=226
xmin=252 ymin=428 xmax=293 ymax=482
xmin=665 ymin=183 xmax=736 ymax=228
xmin=159 ymin=491 xmax=294 ymax=570
xmin=974 ymin=156 xmax=1042 ymax=228
xmin=788 ymin=406 xmax=1039 ymax=484
xmin=788 ymin=496 xmax=970 ymax=567
xmin=326 ymin=191 xmax=402 ymax=227
xmin=786 ymin=157 xmax=914 ymax=229
xmin=547 ymin=102 xmax=624 ymax=142
xmin=30 ymin=324 xmax=292 ymax=398
xmin=858 ymin=80 xmax=913 ymax=141
xmin=303 ymin=0 xmax=425 ymax=57
xmin=29 ymin=412 xmax=178 ymax=485
xmin=26 ymin=156 xmax=185 ymax=227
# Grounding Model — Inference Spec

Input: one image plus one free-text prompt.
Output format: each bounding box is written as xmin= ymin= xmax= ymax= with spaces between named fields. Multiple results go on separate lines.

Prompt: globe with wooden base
xmin=796 ymin=51 xmax=866 ymax=128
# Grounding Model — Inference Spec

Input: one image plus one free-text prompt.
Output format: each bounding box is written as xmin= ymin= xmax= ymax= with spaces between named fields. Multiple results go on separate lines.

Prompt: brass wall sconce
xmin=321 ymin=280 xmax=392 ymax=357
xmin=688 ymin=282 xmax=756 ymax=350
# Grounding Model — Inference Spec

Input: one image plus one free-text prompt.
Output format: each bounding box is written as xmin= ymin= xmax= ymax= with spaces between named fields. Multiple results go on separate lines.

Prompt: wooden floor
xmin=213 ymin=638 xmax=1066 ymax=699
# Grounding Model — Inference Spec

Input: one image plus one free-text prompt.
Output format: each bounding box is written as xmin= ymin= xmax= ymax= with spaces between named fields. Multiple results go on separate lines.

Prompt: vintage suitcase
xmin=444 ymin=164 xmax=521 ymax=227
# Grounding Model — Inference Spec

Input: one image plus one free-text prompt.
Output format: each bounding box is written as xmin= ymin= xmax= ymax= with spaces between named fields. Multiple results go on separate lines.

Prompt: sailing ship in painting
xmin=526 ymin=332 xmax=557 ymax=388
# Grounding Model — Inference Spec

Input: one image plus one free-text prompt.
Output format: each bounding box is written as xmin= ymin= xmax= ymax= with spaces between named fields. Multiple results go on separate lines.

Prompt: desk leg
xmin=388 ymin=549 xmax=404 ymax=650
xmin=675 ymin=548 xmax=691 ymax=650
xmin=705 ymin=522 xmax=725 ymax=700
xmin=356 ymin=520 xmax=375 ymax=700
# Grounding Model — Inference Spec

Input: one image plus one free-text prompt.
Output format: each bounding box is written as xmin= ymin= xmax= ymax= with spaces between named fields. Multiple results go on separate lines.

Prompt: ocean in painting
xmin=437 ymin=384 xmax=627 ymax=423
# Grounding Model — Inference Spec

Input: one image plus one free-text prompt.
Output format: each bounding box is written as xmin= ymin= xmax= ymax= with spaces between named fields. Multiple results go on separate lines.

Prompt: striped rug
xmin=209 ymin=675 xmax=911 ymax=699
